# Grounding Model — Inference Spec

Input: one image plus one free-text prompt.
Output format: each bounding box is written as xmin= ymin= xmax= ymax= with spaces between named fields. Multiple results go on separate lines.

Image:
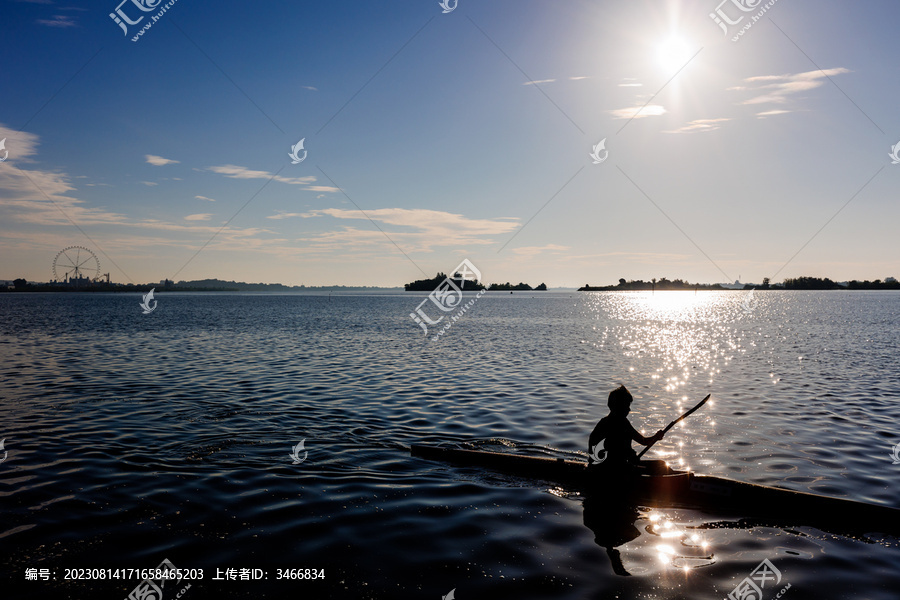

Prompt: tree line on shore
xmin=404 ymin=273 xmax=546 ymax=291
xmin=578 ymin=276 xmax=899 ymax=291
xmin=579 ymin=278 xmax=724 ymax=291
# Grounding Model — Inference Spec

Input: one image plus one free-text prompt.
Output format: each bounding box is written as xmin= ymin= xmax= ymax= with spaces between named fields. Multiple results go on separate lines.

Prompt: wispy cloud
xmin=756 ymin=109 xmax=790 ymax=117
xmin=609 ymin=105 xmax=667 ymax=119
xmin=0 ymin=124 xmax=41 ymax=161
xmin=195 ymin=195 xmax=215 ymax=202
xmin=206 ymin=164 xmax=337 ymax=190
xmin=511 ymin=244 xmax=570 ymax=256
xmin=37 ymin=15 xmax=76 ymax=27
xmin=300 ymin=85 xmax=318 ymax=91
xmin=0 ymin=126 xmax=292 ymax=265
xmin=290 ymin=208 xmax=519 ymax=253
xmin=734 ymin=68 xmax=850 ymax=105
xmin=146 ymin=154 xmax=179 ymax=166
xmin=266 ymin=212 xmax=306 ymax=220
xmin=140 ymin=181 xmax=158 ymax=186
xmin=0 ymin=165 xmax=129 ymax=227
xmin=664 ymin=118 xmax=730 ymax=134
xmin=523 ymin=76 xmax=589 ymax=86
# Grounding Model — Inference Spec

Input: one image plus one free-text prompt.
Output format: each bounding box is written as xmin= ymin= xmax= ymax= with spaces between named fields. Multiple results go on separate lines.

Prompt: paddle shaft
xmin=637 ymin=394 xmax=711 ymax=458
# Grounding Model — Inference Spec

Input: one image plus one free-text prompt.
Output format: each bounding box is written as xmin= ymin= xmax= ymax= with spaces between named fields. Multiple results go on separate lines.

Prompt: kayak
xmin=410 ymin=444 xmax=900 ymax=534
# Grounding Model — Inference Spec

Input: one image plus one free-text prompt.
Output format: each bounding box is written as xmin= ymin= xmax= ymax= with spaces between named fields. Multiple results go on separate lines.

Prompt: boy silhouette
xmin=588 ymin=385 xmax=668 ymax=473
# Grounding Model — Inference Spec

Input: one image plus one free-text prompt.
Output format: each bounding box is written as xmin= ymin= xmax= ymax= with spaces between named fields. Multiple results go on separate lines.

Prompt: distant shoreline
xmin=4 ymin=275 xmax=897 ymax=293
xmin=579 ymin=276 xmax=899 ymax=291
xmin=0 ymin=285 xmax=405 ymax=294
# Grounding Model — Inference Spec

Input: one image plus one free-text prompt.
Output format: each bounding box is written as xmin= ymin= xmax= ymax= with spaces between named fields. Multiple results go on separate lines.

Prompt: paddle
xmin=637 ymin=394 xmax=711 ymax=459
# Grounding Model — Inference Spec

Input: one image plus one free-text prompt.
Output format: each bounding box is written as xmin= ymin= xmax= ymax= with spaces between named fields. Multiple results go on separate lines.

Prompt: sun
xmin=656 ymin=36 xmax=693 ymax=73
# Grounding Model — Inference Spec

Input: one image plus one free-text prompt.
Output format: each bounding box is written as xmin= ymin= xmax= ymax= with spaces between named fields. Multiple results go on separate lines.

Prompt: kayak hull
xmin=410 ymin=444 xmax=900 ymax=534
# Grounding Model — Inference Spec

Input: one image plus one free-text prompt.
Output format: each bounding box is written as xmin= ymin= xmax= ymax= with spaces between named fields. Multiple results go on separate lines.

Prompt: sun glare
xmin=657 ymin=36 xmax=692 ymax=73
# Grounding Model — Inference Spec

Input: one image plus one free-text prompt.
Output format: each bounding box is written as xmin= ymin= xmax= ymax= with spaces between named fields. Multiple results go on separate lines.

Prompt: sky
xmin=1 ymin=0 xmax=898 ymax=287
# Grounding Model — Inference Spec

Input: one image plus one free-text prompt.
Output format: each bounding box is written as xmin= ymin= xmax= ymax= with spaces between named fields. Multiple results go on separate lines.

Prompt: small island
xmin=488 ymin=282 xmax=547 ymax=291
xmin=404 ymin=273 xmax=546 ymax=292
xmin=579 ymin=278 xmax=724 ymax=291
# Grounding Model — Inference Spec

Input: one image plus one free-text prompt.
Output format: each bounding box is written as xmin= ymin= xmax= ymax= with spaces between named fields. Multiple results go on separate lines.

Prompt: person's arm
xmin=628 ymin=421 xmax=664 ymax=446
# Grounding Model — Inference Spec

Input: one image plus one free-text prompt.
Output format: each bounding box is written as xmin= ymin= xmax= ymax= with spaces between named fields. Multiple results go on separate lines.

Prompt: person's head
xmin=608 ymin=385 xmax=633 ymax=415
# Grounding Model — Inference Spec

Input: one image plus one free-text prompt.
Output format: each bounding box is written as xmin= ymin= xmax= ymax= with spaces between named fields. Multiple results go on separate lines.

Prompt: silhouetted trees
xmin=579 ymin=278 xmax=724 ymax=291
xmin=846 ymin=279 xmax=900 ymax=290
xmin=404 ymin=272 xmax=486 ymax=291
xmin=405 ymin=274 xmax=548 ymax=291
xmin=782 ymin=277 xmax=840 ymax=290
xmin=488 ymin=282 xmax=532 ymax=291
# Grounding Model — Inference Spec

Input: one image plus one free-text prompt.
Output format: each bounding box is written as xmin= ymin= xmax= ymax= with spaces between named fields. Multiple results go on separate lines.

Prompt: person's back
xmin=588 ymin=413 xmax=640 ymax=466
xmin=588 ymin=385 xmax=664 ymax=471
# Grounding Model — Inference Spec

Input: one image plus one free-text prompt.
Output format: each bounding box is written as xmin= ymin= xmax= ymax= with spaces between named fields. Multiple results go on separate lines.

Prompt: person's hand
xmin=652 ymin=430 xmax=665 ymax=443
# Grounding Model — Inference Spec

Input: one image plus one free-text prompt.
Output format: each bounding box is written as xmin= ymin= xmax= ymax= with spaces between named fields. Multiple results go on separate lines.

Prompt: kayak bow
xmin=410 ymin=444 xmax=900 ymax=535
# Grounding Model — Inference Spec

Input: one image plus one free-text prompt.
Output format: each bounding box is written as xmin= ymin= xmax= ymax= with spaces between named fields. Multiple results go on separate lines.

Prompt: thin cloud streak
xmin=609 ymin=105 xmax=667 ymax=119
xmin=146 ymin=155 xmax=179 ymax=166
xmin=206 ymin=165 xmax=337 ymax=190
xmin=664 ymin=118 xmax=730 ymax=134
xmin=734 ymin=67 xmax=850 ymax=105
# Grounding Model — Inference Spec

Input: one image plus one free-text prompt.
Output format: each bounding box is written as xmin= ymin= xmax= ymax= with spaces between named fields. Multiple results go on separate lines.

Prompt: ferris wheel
xmin=52 ymin=246 xmax=100 ymax=282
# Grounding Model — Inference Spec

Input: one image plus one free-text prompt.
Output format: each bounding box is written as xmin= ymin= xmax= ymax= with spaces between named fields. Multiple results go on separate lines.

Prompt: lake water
xmin=1 ymin=290 xmax=898 ymax=599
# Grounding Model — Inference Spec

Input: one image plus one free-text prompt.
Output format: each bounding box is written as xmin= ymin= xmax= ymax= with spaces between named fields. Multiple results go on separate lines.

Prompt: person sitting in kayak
xmin=588 ymin=385 xmax=667 ymax=473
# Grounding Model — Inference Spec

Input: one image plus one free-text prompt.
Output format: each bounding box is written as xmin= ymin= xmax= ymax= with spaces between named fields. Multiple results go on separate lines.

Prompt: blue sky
xmin=2 ymin=0 xmax=898 ymax=286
